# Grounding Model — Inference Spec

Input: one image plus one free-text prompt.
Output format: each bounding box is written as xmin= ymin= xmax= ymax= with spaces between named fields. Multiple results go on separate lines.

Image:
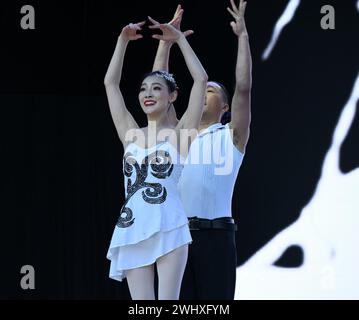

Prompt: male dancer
xmin=152 ymin=0 xmax=252 ymax=299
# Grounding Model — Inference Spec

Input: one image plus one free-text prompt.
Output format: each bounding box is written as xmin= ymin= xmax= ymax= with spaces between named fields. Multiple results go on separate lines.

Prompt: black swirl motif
xmin=117 ymin=207 xmax=135 ymax=228
xmin=117 ymin=150 xmax=174 ymax=229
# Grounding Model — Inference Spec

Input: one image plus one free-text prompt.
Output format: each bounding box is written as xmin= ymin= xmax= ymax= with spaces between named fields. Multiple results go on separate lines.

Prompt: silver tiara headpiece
xmin=156 ymin=71 xmax=177 ymax=87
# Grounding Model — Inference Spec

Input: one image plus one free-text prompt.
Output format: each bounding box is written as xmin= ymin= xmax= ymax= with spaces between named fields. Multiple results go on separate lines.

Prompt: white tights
xmin=126 ymin=245 xmax=188 ymax=300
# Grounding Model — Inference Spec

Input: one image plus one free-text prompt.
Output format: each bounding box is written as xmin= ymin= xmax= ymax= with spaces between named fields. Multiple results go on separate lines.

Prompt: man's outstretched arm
xmin=228 ymin=0 xmax=252 ymax=154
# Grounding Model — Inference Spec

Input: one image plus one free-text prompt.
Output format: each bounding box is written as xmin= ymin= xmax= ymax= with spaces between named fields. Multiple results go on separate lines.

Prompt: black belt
xmin=188 ymin=217 xmax=237 ymax=231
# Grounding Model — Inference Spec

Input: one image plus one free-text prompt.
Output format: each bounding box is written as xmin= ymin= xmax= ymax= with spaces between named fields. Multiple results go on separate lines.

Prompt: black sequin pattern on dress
xmin=117 ymin=150 xmax=174 ymax=229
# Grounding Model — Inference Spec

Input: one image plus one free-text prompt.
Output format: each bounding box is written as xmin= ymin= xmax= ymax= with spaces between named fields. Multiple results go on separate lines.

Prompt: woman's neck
xmin=147 ymin=112 xmax=174 ymax=131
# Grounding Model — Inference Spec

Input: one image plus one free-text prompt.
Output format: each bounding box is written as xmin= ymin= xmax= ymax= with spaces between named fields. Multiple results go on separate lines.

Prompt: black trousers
xmin=179 ymin=228 xmax=237 ymax=300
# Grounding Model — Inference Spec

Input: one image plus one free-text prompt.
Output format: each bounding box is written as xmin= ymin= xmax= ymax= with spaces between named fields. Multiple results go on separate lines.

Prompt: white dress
xmin=107 ymin=141 xmax=192 ymax=282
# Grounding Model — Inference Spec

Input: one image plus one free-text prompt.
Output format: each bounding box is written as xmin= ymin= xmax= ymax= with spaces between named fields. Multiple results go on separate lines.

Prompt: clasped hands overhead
xmin=119 ymin=5 xmax=193 ymax=43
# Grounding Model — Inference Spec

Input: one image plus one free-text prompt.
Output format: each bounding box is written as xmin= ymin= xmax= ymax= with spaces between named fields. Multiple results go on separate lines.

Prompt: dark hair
xmin=211 ymin=81 xmax=231 ymax=106
xmin=141 ymin=71 xmax=178 ymax=93
xmin=221 ymin=111 xmax=232 ymax=125
xmin=210 ymin=81 xmax=231 ymax=125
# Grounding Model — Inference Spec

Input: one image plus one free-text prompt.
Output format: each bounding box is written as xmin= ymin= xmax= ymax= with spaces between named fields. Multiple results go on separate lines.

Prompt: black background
xmin=0 ymin=0 xmax=358 ymax=299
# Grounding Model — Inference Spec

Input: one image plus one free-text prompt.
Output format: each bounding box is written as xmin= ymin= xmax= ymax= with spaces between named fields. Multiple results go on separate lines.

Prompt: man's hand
xmin=169 ymin=5 xmax=194 ymax=39
xmin=227 ymin=0 xmax=248 ymax=37
xmin=150 ymin=5 xmax=194 ymax=44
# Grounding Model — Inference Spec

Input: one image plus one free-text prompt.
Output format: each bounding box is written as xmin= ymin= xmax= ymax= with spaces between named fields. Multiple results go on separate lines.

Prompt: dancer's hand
xmin=168 ymin=5 xmax=194 ymax=42
xmin=148 ymin=16 xmax=183 ymax=43
xmin=227 ymin=0 xmax=248 ymax=37
xmin=119 ymin=21 xmax=146 ymax=42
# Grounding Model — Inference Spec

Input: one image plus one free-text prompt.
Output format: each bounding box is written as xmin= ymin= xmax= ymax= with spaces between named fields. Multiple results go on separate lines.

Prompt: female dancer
xmin=104 ymin=16 xmax=208 ymax=300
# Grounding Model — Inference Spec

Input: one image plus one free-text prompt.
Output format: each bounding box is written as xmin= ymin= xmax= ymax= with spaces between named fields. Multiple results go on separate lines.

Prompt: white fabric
xmin=110 ymin=224 xmax=191 ymax=282
xmin=178 ymin=123 xmax=245 ymax=220
xmin=107 ymin=141 xmax=192 ymax=282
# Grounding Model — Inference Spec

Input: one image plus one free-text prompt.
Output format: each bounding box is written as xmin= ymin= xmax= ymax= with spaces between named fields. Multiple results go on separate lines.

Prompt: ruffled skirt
xmin=107 ymin=223 xmax=192 ymax=282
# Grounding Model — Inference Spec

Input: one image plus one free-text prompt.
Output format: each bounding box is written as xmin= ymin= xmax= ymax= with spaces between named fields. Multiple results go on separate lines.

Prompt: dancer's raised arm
xmin=104 ymin=22 xmax=145 ymax=146
xmin=227 ymin=0 xmax=252 ymax=153
xmin=152 ymin=5 xmax=193 ymax=72
xmin=149 ymin=17 xmax=208 ymax=131
xmin=152 ymin=6 xmax=193 ymax=126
